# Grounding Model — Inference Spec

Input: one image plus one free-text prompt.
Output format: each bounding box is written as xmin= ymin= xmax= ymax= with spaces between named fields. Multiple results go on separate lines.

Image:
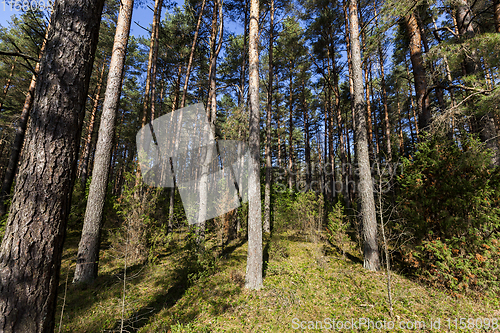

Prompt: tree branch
xmin=0 ymin=50 xmax=38 ymax=63
xmin=425 ymin=83 xmax=495 ymax=100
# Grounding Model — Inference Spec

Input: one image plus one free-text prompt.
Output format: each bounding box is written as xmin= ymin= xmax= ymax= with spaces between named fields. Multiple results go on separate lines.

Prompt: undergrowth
xmin=55 ymin=227 xmax=499 ymax=332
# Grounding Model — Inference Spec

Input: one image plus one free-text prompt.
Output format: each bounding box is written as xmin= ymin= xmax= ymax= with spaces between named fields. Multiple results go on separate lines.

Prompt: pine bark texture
xmin=245 ymin=0 xmax=263 ymax=290
xmin=73 ymin=0 xmax=133 ymax=285
xmin=405 ymin=11 xmax=431 ymax=132
xmin=349 ymin=0 xmax=380 ymax=272
xmin=0 ymin=0 xmax=104 ymax=331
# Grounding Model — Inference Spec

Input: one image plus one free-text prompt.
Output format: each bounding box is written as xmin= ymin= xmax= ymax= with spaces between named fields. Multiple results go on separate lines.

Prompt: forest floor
xmin=55 ymin=228 xmax=500 ymax=332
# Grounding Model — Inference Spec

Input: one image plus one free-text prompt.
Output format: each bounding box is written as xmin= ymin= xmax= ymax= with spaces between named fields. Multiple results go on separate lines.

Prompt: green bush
xmin=293 ymin=190 xmax=322 ymax=234
xmin=272 ymin=186 xmax=297 ymax=232
xmin=183 ymin=229 xmax=220 ymax=284
xmin=111 ymin=172 xmax=160 ymax=265
xmin=326 ymin=201 xmax=349 ymax=256
xmin=414 ymin=235 xmax=500 ymax=293
xmin=273 ymin=187 xmax=323 ymax=237
xmin=397 ymin=135 xmax=500 ymax=294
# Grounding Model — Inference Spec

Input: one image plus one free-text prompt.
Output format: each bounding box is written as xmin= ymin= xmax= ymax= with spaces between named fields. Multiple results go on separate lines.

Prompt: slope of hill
xmin=55 ymin=229 xmax=500 ymax=332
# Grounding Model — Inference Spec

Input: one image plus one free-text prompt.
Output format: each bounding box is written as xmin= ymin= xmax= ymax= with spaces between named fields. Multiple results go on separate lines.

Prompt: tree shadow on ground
xmin=111 ymin=235 xmax=247 ymax=332
xmin=322 ymin=241 xmax=363 ymax=265
xmin=56 ymin=261 xmax=148 ymax=333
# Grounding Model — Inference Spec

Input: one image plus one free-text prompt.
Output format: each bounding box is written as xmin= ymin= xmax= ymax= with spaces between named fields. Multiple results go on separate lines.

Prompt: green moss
xmin=55 ymin=227 xmax=499 ymax=333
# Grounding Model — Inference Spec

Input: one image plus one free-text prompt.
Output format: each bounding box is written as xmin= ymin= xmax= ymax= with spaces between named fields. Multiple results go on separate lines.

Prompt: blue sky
xmin=1 ymin=0 xmax=245 ymax=37
xmin=0 ymin=0 xmax=176 ymax=38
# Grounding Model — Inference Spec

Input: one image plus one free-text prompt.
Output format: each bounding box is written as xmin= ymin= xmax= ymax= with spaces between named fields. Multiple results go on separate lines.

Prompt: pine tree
xmin=73 ymin=0 xmax=134 ymax=285
xmin=348 ymin=0 xmax=380 ymax=271
xmin=245 ymin=0 xmax=263 ymax=290
xmin=0 ymin=0 xmax=105 ymax=330
xmin=263 ymin=0 xmax=274 ymax=234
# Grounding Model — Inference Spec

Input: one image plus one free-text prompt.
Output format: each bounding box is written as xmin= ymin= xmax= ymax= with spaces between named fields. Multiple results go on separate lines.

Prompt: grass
xmin=55 ymin=228 xmax=500 ymax=332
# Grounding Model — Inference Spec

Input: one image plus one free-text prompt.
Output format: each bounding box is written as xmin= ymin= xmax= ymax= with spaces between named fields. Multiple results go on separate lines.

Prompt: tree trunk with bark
xmin=288 ymin=70 xmax=295 ymax=191
xmin=326 ymin=85 xmax=334 ymax=200
xmin=136 ymin=0 xmax=162 ymax=184
xmin=302 ymin=81 xmax=311 ymax=190
xmin=349 ymin=0 xmax=380 ymax=271
xmin=245 ymin=0 xmax=263 ymax=290
xmin=197 ymin=0 xmax=223 ymax=247
xmin=359 ymin=10 xmax=374 ymax=162
xmin=405 ymin=11 xmax=431 ymax=132
xmin=405 ymin=57 xmax=419 ymax=141
xmin=374 ymin=6 xmax=392 ymax=163
xmin=0 ymin=0 xmax=104 ymax=330
xmin=239 ymin=0 xmax=249 ymax=107
xmin=263 ymin=0 xmax=274 ymax=234
xmin=378 ymin=41 xmax=392 ymax=163
xmin=73 ymin=0 xmax=133 ymax=285
xmin=181 ymin=0 xmax=206 ymax=109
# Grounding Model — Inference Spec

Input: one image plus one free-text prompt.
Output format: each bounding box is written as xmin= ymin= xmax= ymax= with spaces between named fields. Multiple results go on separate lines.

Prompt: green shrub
xmin=111 ymin=172 xmax=160 ymax=265
xmin=414 ymin=235 xmax=500 ymax=293
xmin=272 ymin=186 xmax=296 ymax=232
xmin=273 ymin=188 xmax=323 ymax=238
xmin=293 ymin=190 xmax=322 ymax=235
xmin=326 ymin=201 xmax=349 ymax=256
xmin=183 ymin=229 xmax=219 ymax=284
xmin=397 ymin=135 xmax=500 ymax=294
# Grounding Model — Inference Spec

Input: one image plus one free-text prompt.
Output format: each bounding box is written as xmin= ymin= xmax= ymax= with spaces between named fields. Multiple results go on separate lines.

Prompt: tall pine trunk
xmin=374 ymin=5 xmax=392 ymax=163
xmin=136 ymin=0 xmax=162 ymax=184
xmin=263 ymin=0 xmax=274 ymax=234
xmin=349 ymin=0 xmax=380 ymax=271
xmin=0 ymin=0 xmax=104 ymax=330
xmin=181 ymin=0 xmax=206 ymax=109
xmin=197 ymin=0 xmax=223 ymax=246
xmin=405 ymin=57 xmax=419 ymax=140
xmin=405 ymin=11 xmax=430 ymax=132
xmin=359 ymin=10 xmax=374 ymax=161
xmin=245 ymin=0 xmax=263 ymax=290
xmin=379 ymin=40 xmax=392 ymax=163
xmin=73 ymin=0 xmax=134 ymax=285
xmin=302 ymin=81 xmax=311 ymax=190
xmin=288 ymin=70 xmax=295 ymax=191
xmin=239 ymin=0 xmax=249 ymax=106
